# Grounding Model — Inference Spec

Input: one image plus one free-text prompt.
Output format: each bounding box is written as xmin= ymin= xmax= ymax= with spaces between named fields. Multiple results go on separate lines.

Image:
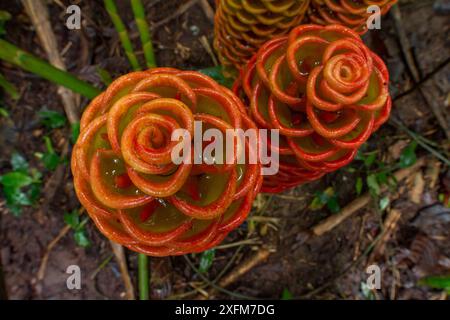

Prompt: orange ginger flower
xmin=235 ymin=24 xmax=391 ymax=193
xmin=72 ymin=68 xmax=262 ymax=256
xmin=307 ymin=0 xmax=398 ymax=34
xmin=214 ymin=0 xmax=310 ymax=76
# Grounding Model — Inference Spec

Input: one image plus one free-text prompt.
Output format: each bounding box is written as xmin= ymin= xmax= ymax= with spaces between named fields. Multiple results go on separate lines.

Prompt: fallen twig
xmin=110 ymin=242 xmax=135 ymax=300
xmin=312 ymin=194 xmax=372 ymax=237
xmin=36 ymin=207 xmax=86 ymax=282
xmin=391 ymin=4 xmax=420 ymax=82
xmin=214 ymin=238 xmax=261 ymax=250
xmin=199 ymin=0 xmax=215 ymax=23
xmin=22 ymin=0 xmax=79 ymax=124
xmin=419 ymin=89 xmax=450 ymax=141
xmin=199 ymin=36 xmax=218 ymax=66
xmin=218 ymin=248 xmax=271 ymax=288
xmin=37 ymin=224 xmax=71 ymax=281
xmin=270 ymin=194 xmax=307 ymax=201
xmin=367 ymin=209 xmax=402 ymax=265
xmin=311 ymin=158 xmax=427 ymax=237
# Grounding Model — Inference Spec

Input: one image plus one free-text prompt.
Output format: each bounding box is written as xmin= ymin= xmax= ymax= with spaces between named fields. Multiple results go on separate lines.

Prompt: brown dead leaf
xmin=368 ymin=209 xmax=402 ymax=264
xmin=425 ymin=159 xmax=441 ymax=189
xmin=410 ymin=172 xmax=425 ymax=204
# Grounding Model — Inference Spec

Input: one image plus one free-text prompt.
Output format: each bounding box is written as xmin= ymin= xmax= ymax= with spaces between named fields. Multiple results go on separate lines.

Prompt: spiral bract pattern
xmin=236 ymin=24 xmax=391 ymax=193
xmin=307 ymin=0 xmax=397 ymax=34
xmin=72 ymin=68 xmax=262 ymax=256
xmin=214 ymin=0 xmax=310 ymax=76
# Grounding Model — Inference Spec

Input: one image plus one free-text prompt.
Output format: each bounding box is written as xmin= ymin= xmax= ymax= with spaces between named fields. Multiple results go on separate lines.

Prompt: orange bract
xmin=307 ymin=0 xmax=398 ymax=34
xmin=214 ymin=0 xmax=310 ymax=76
xmin=72 ymin=68 xmax=262 ymax=256
xmin=235 ymin=24 xmax=391 ymax=193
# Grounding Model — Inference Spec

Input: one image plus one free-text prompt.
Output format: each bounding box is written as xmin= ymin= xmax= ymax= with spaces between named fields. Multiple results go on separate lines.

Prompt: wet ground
xmin=0 ymin=0 xmax=449 ymax=300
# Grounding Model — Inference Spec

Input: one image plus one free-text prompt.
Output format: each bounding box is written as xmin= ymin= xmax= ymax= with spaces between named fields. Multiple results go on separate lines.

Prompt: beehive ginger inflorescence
xmin=72 ymin=68 xmax=262 ymax=256
xmin=214 ymin=0 xmax=310 ymax=76
xmin=307 ymin=0 xmax=398 ymax=34
xmin=235 ymin=24 xmax=392 ymax=193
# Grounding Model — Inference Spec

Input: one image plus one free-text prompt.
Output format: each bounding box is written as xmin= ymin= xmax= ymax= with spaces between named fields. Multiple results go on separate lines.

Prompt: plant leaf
xmin=326 ymin=197 xmax=340 ymax=213
xmin=40 ymin=136 xmax=61 ymax=170
xmin=376 ymin=172 xmax=388 ymax=185
xmin=310 ymin=187 xmax=337 ymax=211
xmin=0 ymin=107 xmax=9 ymax=117
xmin=3 ymin=187 xmax=31 ymax=217
xmin=355 ymin=177 xmax=363 ymax=195
xmin=367 ymin=174 xmax=380 ymax=195
xmin=419 ymin=275 xmax=450 ymax=293
xmin=11 ymin=152 xmax=28 ymax=172
xmin=64 ymin=210 xmax=80 ymax=229
xmin=38 ymin=110 xmax=67 ymax=129
xmin=399 ymin=141 xmax=417 ymax=168
xmin=42 ymin=152 xmax=60 ymax=171
xmin=309 ymin=194 xmax=325 ymax=210
xmin=355 ymin=150 xmax=364 ymax=161
xmin=281 ymin=288 xmax=293 ymax=300
xmin=0 ymin=168 xmax=41 ymax=216
xmin=74 ymin=229 xmax=91 ymax=247
xmin=360 ymin=282 xmax=375 ymax=300
xmin=364 ymin=153 xmax=377 ymax=167
xmin=0 ymin=171 xmax=33 ymax=188
xmin=379 ymin=196 xmax=390 ymax=211
xmin=27 ymin=183 xmax=41 ymax=204
xmin=198 ymin=249 xmax=215 ymax=273
xmin=4 ymin=187 xmax=32 ymax=206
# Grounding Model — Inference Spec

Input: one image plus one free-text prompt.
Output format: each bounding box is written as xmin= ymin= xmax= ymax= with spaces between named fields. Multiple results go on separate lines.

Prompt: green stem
xmin=138 ymin=253 xmax=149 ymax=300
xmin=131 ymin=0 xmax=156 ymax=68
xmin=0 ymin=39 xmax=100 ymax=99
xmin=104 ymin=0 xmax=141 ymax=71
xmin=133 ymin=1 xmax=157 ymax=297
xmin=0 ymin=72 xmax=19 ymax=99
